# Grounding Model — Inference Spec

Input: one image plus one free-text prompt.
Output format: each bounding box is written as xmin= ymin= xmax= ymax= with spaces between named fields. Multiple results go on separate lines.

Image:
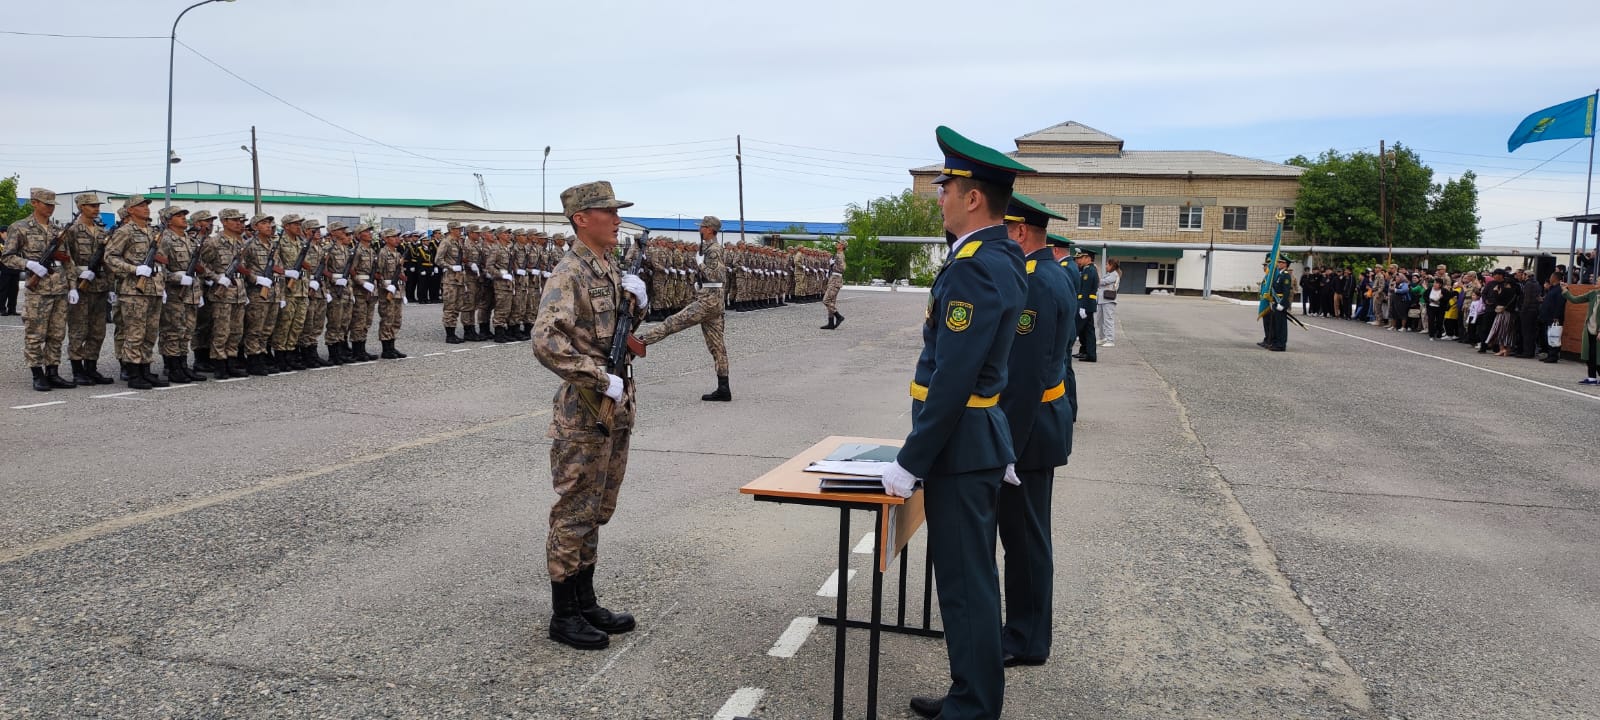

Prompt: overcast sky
xmin=5 ymin=0 xmax=1598 ymax=247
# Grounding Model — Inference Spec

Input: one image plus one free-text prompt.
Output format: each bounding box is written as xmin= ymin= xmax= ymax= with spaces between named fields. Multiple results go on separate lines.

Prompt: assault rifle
xmin=135 ymin=226 xmax=168 ymax=293
xmin=593 ymin=233 xmax=650 ymax=436
xmin=24 ymin=212 xmax=78 ymax=292
xmin=287 ymin=238 xmax=312 ymax=292
xmin=78 ymin=215 xmax=120 ymax=291
xmin=255 ymin=234 xmax=282 ymax=301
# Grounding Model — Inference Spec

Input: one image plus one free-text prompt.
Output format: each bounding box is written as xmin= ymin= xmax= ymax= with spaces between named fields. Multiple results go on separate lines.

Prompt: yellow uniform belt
xmin=1041 ymin=382 xmax=1065 ymax=403
xmin=909 ymin=381 xmax=999 ymax=408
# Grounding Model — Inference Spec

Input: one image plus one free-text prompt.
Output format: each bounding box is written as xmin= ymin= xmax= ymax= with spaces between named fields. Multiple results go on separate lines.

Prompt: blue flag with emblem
xmin=1507 ymin=94 xmax=1596 ymax=152
xmin=1257 ymin=216 xmax=1284 ymax=320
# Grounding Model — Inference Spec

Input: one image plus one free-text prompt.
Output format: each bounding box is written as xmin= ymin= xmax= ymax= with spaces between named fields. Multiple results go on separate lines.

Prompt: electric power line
xmin=1479 ymin=140 xmax=1587 ymax=191
xmin=0 ymin=30 xmax=163 ymax=40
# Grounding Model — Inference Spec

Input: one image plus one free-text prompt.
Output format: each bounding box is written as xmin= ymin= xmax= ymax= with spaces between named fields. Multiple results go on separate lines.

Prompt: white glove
xmin=621 ymin=273 xmax=648 ymax=309
xmin=402 ymin=297 xmax=409 ymax=305
xmin=178 ymin=272 xmax=194 ymax=286
xmin=67 ymin=289 xmax=80 ymax=305
xmin=881 ymin=460 xmax=919 ymax=498
xmin=362 ymin=281 xmax=375 ymax=293
xmin=324 ymin=292 xmax=333 ymax=302
xmin=108 ymin=291 xmax=117 ymax=304
xmin=134 ymin=264 xmax=153 ymax=278
xmin=335 ymin=278 xmax=348 ymax=287
xmin=78 ymin=269 xmax=96 ymax=281
xmin=695 ymin=254 xmax=704 ymax=266
xmin=542 ymin=271 xmax=552 ymax=278
xmin=1277 ymin=304 xmax=1286 ymax=312
xmin=603 ymin=372 xmax=625 ymax=401
xmin=161 ymin=290 xmax=167 ymax=302
xmin=285 ymin=269 xmax=301 ymax=279
xmin=25 ymin=260 xmax=48 ymax=277
xmin=278 ymin=299 xmax=286 ymax=308
xmin=216 ymin=275 xmax=232 ymax=287
xmin=197 ymin=295 xmax=205 ymax=308
xmin=451 ymin=265 xmax=463 ymax=272
xmin=1003 ymin=464 xmax=1020 ymax=486
xmin=386 ymin=283 xmax=397 ymax=294
xmin=501 ymin=273 xmax=513 ymax=281
xmin=255 ymin=276 xmax=272 ymax=288
xmin=1078 ymin=308 xmax=1087 ymax=319
xmin=516 ymin=269 xmax=527 ymax=276
xmin=308 ymin=279 xmax=319 ymax=291
xmin=469 ymin=263 xmax=479 ymax=273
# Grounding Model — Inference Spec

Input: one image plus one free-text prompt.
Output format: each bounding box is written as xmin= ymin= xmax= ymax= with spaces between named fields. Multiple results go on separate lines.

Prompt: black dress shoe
xmin=1003 ymin=653 xmax=1047 ymax=667
xmin=909 ymin=695 xmax=944 ymax=719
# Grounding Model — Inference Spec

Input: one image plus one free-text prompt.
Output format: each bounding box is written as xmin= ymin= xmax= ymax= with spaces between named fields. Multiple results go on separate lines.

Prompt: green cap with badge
xmin=1004 ymin=192 xmax=1065 ymax=228
xmin=932 ymin=126 xmax=1035 ymax=189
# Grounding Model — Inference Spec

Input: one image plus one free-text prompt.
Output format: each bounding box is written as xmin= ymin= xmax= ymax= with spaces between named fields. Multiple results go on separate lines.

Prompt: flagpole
xmin=1582 ymin=89 xmax=1597 ymax=282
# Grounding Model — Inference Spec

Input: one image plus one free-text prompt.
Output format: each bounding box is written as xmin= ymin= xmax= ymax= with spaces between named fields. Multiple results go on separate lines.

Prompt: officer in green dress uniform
xmin=995 ymin=193 xmax=1076 ymax=669
xmin=1072 ymin=248 xmax=1100 ymax=362
xmin=1265 ymin=254 xmax=1293 ymax=351
xmin=1048 ymin=234 xmax=1080 ymax=421
xmin=880 ymin=126 xmax=1032 ymax=720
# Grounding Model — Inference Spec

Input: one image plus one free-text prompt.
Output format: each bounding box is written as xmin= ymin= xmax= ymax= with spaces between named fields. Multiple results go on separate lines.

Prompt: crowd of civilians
xmin=1295 ymin=254 xmax=1600 ymax=384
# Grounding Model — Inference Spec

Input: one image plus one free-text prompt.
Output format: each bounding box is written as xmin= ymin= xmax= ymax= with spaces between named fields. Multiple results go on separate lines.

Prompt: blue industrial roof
xmin=624 ymin=216 xmax=847 ymax=235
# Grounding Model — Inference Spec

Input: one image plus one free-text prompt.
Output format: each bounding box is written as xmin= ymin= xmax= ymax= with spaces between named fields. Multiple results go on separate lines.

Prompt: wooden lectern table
xmin=740 ymin=436 xmax=943 ymax=720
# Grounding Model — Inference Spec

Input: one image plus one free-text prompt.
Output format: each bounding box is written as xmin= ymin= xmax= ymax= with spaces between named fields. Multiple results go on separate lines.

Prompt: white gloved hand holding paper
xmin=881 ymin=460 xmax=919 ymax=498
xmin=603 ymin=373 xmax=625 ymax=401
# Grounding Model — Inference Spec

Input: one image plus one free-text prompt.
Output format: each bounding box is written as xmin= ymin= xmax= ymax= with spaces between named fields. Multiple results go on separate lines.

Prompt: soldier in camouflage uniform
xmin=511 ymin=229 xmax=533 ymax=340
xmin=532 ymin=181 xmax=649 ymax=651
xmin=103 ymin=195 xmax=170 ymax=389
xmin=321 ymin=223 xmax=356 ymax=364
xmin=187 ymin=210 xmax=217 ymax=375
xmin=473 ymin=227 xmax=496 ymax=341
xmin=199 ymin=209 xmax=250 ymax=378
xmin=155 ymin=206 xmax=205 ymax=383
xmin=636 ymin=216 xmax=732 ymax=401
xmin=376 ymin=228 xmax=408 ymax=359
xmin=63 ymin=195 xmax=115 ymax=386
xmin=294 ymin=218 xmax=331 ymax=368
xmin=269 ymin=214 xmax=309 ymax=372
xmin=2 ymin=188 xmax=78 ymax=391
xmin=462 ymin=225 xmax=485 ymax=341
xmin=485 ymin=227 xmax=514 ymax=342
xmin=346 ymin=224 xmax=380 ymax=362
xmin=240 ymin=214 xmax=282 ymax=376
xmin=821 ymin=240 xmax=847 ymax=329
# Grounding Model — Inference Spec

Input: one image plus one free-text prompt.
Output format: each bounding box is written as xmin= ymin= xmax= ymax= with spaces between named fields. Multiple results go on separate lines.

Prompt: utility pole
xmin=736 ymin=135 xmax=746 ymax=246
xmin=248 ymin=126 xmax=261 ymax=215
xmin=1536 ymin=219 xmax=1542 ymax=249
xmin=1378 ymin=139 xmax=1390 ymax=265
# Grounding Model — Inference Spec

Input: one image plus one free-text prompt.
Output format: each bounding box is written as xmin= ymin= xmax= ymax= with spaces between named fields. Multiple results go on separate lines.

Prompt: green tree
xmin=843 ymin=189 xmax=942 ymax=284
xmin=0 ymin=175 xmax=31 ymax=228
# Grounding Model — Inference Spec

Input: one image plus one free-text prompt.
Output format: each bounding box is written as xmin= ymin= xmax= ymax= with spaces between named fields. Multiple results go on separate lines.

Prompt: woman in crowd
xmin=1389 ymin=272 xmax=1412 ymax=331
xmin=1562 ymin=281 xmax=1599 ymax=384
xmin=1426 ymin=278 xmax=1455 ymax=340
xmin=1097 ymin=259 xmax=1120 ymax=348
xmin=1355 ymin=270 xmax=1373 ymax=321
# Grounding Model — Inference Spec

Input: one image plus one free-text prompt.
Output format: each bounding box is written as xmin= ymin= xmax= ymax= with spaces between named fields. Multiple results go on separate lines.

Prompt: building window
xmin=1120 ymin=205 xmax=1144 ymax=229
xmin=1223 ymin=206 xmax=1249 ymax=231
xmin=1282 ymin=208 xmax=1295 ymax=231
xmin=1178 ymin=206 xmax=1203 ymax=231
xmin=1077 ymin=204 xmax=1102 ymax=229
xmin=1154 ymin=263 xmax=1176 ymax=286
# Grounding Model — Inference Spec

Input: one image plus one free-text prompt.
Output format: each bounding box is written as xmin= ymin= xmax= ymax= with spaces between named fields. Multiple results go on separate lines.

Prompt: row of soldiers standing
xmin=1 ymin=188 xmax=412 ymax=392
xmin=432 ymin=222 xmax=570 ymax=344
xmin=639 ymin=239 xmax=840 ymax=319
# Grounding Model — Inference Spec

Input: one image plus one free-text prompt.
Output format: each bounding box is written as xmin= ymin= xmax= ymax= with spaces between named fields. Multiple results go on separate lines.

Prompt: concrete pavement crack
xmin=1228 ymin=482 xmax=1597 ymax=514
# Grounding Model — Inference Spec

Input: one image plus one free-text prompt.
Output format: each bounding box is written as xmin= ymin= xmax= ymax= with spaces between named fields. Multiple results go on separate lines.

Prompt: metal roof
xmin=105 ymin=192 xmax=485 ymax=210
xmin=625 ymin=216 xmax=847 ymax=234
xmin=1015 ymin=121 xmax=1122 ymax=145
xmin=911 ymin=150 xmax=1304 ymax=178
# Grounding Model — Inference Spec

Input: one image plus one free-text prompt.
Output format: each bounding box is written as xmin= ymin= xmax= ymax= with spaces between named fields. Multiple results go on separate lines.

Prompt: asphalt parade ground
xmin=2 ymin=291 xmax=1595 ymax=719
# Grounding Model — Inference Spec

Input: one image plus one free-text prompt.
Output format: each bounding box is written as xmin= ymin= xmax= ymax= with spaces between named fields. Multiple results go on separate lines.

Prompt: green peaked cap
xmin=1005 ymin=191 xmax=1065 ymax=228
xmin=933 ymin=125 xmax=1035 ymax=189
xmin=1046 ymin=233 xmax=1074 ymax=249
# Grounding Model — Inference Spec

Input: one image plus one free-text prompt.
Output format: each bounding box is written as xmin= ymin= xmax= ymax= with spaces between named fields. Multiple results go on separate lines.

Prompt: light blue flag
xmin=1258 ymin=218 xmax=1284 ymax=320
xmin=1507 ymin=94 xmax=1596 ymax=152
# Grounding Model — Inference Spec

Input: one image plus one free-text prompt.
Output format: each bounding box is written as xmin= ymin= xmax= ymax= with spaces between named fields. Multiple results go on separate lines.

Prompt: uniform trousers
xmin=211 ymin=302 xmax=246 ymax=359
xmin=117 ymin=295 xmax=162 ymax=364
xmin=823 ymin=275 xmax=843 ymax=315
xmin=1075 ymin=314 xmax=1098 ymax=360
xmin=997 ymin=467 xmax=1055 ymax=661
xmin=349 ymin=293 xmax=377 ymax=343
xmin=493 ymin=281 xmax=515 ymax=328
xmin=378 ymin=296 xmax=403 ymax=341
xmin=638 ymin=290 xmax=728 ymax=376
xmin=243 ymin=297 xmax=280 ymax=356
xmin=22 ymin=292 xmax=68 ymax=367
xmin=923 ymin=467 xmax=1005 ymax=720
xmin=298 ymin=295 xmax=327 ymax=348
xmin=547 ymin=428 xmax=631 ymax=581
xmin=273 ymin=296 xmax=307 ymax=351
xmin=157 ymin=300 xmax=197 ymax=358
xmin=476 ymin=281 xmax=495 ymax=326
xmin=441 ymin=282 xmax=467 ymax=328
xmin=193 ymin=298 xmax=212 ymax=353
xmin=67 ymin=291 xmax=110 ymax=362
xmin=325 ymin=294 xmax=352 ymax=344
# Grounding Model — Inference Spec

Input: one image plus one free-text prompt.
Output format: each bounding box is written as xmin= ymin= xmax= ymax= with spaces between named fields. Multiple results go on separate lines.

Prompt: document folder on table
xmin=816 ymin=476 xmax=888 ymax=493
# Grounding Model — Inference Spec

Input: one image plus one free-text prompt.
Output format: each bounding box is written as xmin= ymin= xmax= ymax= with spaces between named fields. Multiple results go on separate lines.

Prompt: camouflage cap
xmin=534 ymin=230 xmax=549 ymax=239
xmin=301 ymin=217 xmax=322 ymax=230
xmin=218 ymin=208 xmax=247 ymax=221
xmin=121 ymin=194 xmax=152 ymax=210
xmin=74 ymin=193 xmax=103 ymax=208
xmin=380 ymin=228 xmax=399 ymax=238
xmin=326 ymin=220 xmax=348 ymax=232
xmin=560 ymin=180 xmax=633 ymax=217
xmin=699 ymin=215 xmax=722 ymax=230
xmin=250 ymin=213 xmax=275 ymax=225
xmin=280 ymin=213 xmax=303 ymax=226
xmin=446 ymin=221 xmax=462 ymax=230
xmin=356 ymin=223 xmax=376 ymax=234
xmin=159 ymin=205 xmax=190 ymax=222
xmin=465 ymin=224 xmax=480 ymax=233
xmin=188 ymin=209 xmax=216 ymax=223
xmin=29 ymin=188 xmax=57 ymax=205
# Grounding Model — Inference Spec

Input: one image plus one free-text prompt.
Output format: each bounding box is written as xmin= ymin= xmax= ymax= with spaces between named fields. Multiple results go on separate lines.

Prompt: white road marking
xmin=309 ymin=366 xmax=337 ymax=371
xmin=711 ymin=688 xmax=766 ymax=720
xmin=578 ymin=599 xmax=680 ymax=692
xmin=852 ymin=531 xmax=876 ymax=554
xmin=423 ymin=352 xmax=445 ymax=357
xmin=91 ymin=391 xmax=138 ymax=398
xmin=450 ymin=348 xmax=471 ymax=353
xmin=10 ymin=400 xmax=66 ymax=410
xmin=276 ymin=370 xmax=299 ymax=375
xmin=767 ymin=617 xmax=818 ymax=658
xmin=153 ymin=383 xmax=195 ymax=391
xmin=1309 ymin=324 xmax=1600 ymax=403
xmin=817 ymin=569 xmax=855 ymax=598
xmin=215 ymin=377 xmax=248 ymax=383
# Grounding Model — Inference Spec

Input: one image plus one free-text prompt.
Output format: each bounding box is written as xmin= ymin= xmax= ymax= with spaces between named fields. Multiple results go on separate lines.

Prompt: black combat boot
xmin=389 ymin=340 xmax=407 ymax=359
xmin=463 ymin=325 xmax=481 ymax=342
xmin=820 ymin=315 xmax=836 ymax=330
xmin=380 ymin=339 xmax=399 ymax=359
xmin=70 ymin=359 xmax=93 ymax=386
xmin=522 ymin=322 xmax=533 ymax=340
xmin=285 ymin=347 xmax=306 ymax=371
xmin=31 ymin=366 xmax=52 ymax=392
xmin=193 ymin=348 xmax=214 ymax=374
xmin=143 ymin=363 xmax=170 ymax=388
xmin=44 ymin=365 xmax=76 ymax=389
xmin=833 ymin=311 xmax=844 ymax=328
xmin=226 ymin=356 xmax=249 ymax=377
xmin=305 ymin=345 xmax=327 ymax=367
xmin=445 ymin=327 xmax=463 ymax=344
xmin=119 ymin=363 xmax=130 ymax=381
xmin=549 ymin=578 xmax=610 ymax=651
xmin=494 ymin=326 xmax=510 ymax=343
xmin=164 ymin=356 xmax=191 ymax=384
xmin=700 ymin=375 xmax=731 ymax=402
xmin=479 ymin=322 xmax=492 ymax=341
xmin=324 ymin=343 xmax=343 ymax=365
xmin=248 ymin=354 xmax=270 ymax=376
xmin=125 ymin=362 xmax=153 ymax=390
xmin=184 ymin=356 xmax=207 ymax=382
xmin=84 ymin=360 xmax=114 ymax=385
xmin=574 ymin=565 xmax=636 ymax=634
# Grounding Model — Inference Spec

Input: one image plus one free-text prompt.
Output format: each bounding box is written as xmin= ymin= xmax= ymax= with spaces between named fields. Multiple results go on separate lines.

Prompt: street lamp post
xmin=541 ymin=146 xmax=551 ymax=234
xmin=164 ymin=0 xmax=236 ymax=209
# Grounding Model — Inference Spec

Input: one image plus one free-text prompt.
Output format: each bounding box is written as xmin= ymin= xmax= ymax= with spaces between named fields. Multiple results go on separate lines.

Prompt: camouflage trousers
xmin=325 ymin=295 xmax=352 ymax=344
xmin=298 ymin=295 xmax=327 ymax=348
xmin=273 ymin=296 xmax=307 ymax=351
xmin=193 ymin=298 xmax=212 ymax=353
xmin=117 ymin=295 xmax=161 ymax=364
xmin=378 ymin=296 xmax=403 ymax=341
xmin=639 ymin=290 xmax=728 ymax=376
xmin=492 ymin=281 xmax=514 ymax=328
xmin=243 ymin=297 xmax=280 ymax=356
xmin=462 ymin=277 xmax=479 ymax=318
xmin=67 ymin=291 xmax=110 ymax=362
xmin=158 ymin=300 xmax=197 ymax=358
xmin=348 ymin=294 xmax=377 ymax=343
xmin=476 ymin=281 xmax=495 ymax=326
xmin=547 ymin=428 xmax=632 ymax=581
xmin=210 ymin=302 xmax=246 ymax=360
xmin=441 ymin=283 xmax=467 ymax=328
xmin=823 ymin=275 xmax=843 ymax=315
xmin=22 ymin=292 xmax=68 ymax=368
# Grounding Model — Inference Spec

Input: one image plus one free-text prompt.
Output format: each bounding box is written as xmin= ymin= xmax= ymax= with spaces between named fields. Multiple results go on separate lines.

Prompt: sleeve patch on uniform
xmin=946 ymin=301 xmax=973 ymax=332
xmin=1016 ymin=309 xmax=1036 ymax=335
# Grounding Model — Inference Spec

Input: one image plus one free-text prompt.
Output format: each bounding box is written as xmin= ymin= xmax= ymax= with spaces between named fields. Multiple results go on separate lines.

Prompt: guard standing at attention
xmin=532 ymin=181 xmax=650 ymax=651
xmin=64 ymin=194 xmax=115 ymax=386
xmin=1046 ymin=234 xmax=1080 ymax=421
xmin=1264 ymin=254 xmax=1293 ymax=352
xmin=376 ymin=228 xmax=408 ymax=358
xmin=633 ymin=215 xmax=731 ymax=401
xmin=995 ymin=192 xmax=1076 ymax=670
xmin=104 ymin=195 xmax=169 ymax=389
xmin=2 ymin=188 xmax=76 ymax=391
xmin=1072 ymin=248 xmax=1099 ymax=363
xmin=879 ymin=127 xmax=1031 ymax=720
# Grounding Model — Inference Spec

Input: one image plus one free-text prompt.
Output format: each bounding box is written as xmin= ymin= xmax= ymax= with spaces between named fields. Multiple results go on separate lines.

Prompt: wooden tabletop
xmin=740 ymin=435 xmax=907 ymax=507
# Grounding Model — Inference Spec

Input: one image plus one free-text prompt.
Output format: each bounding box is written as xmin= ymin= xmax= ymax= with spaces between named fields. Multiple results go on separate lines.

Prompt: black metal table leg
xmin=833 ymin=506 xmax=849 ymax=720
xmin=922 ymin=537 xmax=934 ymax=631
xmin=866 ymin=507 xmax=885 ymax=719
xmin=897 ymin=542 xmax=909 ymax=628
